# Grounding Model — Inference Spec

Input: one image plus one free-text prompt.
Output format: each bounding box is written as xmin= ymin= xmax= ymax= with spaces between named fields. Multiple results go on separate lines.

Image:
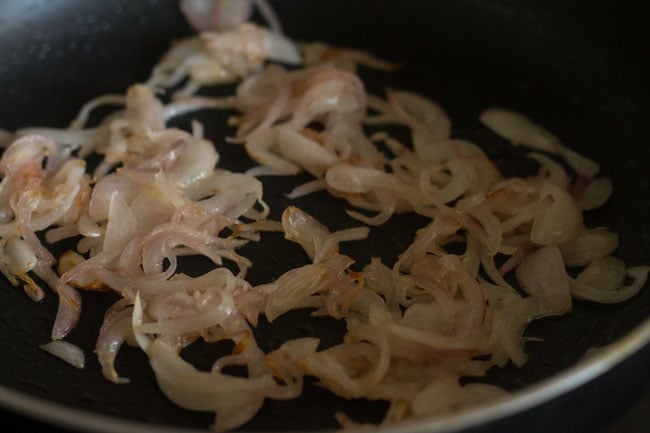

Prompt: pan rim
xmin=0 ymin=317 xmax=648 ymax=433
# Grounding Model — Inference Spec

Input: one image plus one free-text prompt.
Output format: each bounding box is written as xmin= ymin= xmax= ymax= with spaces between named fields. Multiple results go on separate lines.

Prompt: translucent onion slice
xmin=480 ymin=108 xmax=600 ymax=178
xmin=276 ymin=126 xmax=339 ymax=177
xmin=147 ymin=338 xmax=276 ymax=432
xmin=51 ymin=284 xmax=82 ymax=341
xmin=515 ymin=245 xmax=572 ymax=315
xmin=180 ymin=0 xmax=253 ymax=32
xmin=412 ymin=382 xmax=507 ymax=417
xmin=577 ymin=177 xmax=613 ymax=210
xmin=204 ymin=24 xmax=301 ymax=66
xmin=559 ymin=229 xmax=619 ymax=267
xmin=5 ymin=236 xmax=37 ymax=273
xmin=530 ymin=182 xmax=582 ymax=245
xmin=40 ymin=340 xmax=85 ymax=369
xmin=570 ymin=260 xmax=649 ymax=304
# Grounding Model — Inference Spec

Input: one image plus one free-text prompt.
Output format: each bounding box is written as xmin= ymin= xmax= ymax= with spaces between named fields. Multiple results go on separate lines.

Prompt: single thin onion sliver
xmin=40 ymin=341 xmax=85 ymax=369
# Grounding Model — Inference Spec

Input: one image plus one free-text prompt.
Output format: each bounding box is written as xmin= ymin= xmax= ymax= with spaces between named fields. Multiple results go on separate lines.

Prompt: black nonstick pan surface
xmin=0 ymin=0 xmax=649 ymax=432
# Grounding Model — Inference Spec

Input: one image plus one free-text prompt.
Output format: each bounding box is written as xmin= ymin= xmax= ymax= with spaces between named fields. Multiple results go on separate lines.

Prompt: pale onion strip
xmin=346 ymin=203 xmax=396 ymax=226
xmin=147 ymin=338 xmax=276 ymax=432
xmin=19 ymin=272 xmax=46 ymax=302
xmin=132 ymin=293 xmax=152 ymax=353
xmin=411 ymin=382 xmax=507 ymax=417
xmin=329 ymin=226 xmax=371 ymax=244
xmin=70 ymin=94 xmax=126 ymax=129
xmin=15 ymin=127 xmax=99 ymax=157
xmin=480 ymin=108 xmax=599 ymax=178
xmin=282 ymin=205 xmax=333 ymax=261
xmin=286 ymin=178 xmax=327 ymax=199
xmin=40 ymin=341 xmax=86 ymax=369
xmin=348 ymin=325 xmax=391 ymax=386
xmin=559 ymin=229 xmax=619 ymax=267
xmin=479 ymin=247 xmax=518 ymax=294
xmin=302 ymin=42 xmax=400 ymax=72
xmin=530 ymin=182 xmax=583 ymax=245
xmin=515 ymin=245 xmax=572 ymax=316
xmin=5 ymin=236 xmax=37 ymax=274
xmin=45 ymin=225 xmax=80 ymax=244
xmin=181 ymin=0 xmax=253 ymax=32
xmin=164 ymin=96 xmax=236 ymax=120
xmin=577 ymin=177 xmax=613 ymax=210
xmin=571 ymin=265 xmax=649 ymax=304
xmin=136 ymin=305 xmax=232 ymax=335
xmin=237 ymin=66 xmax=292 ymax=142
xmin=252 ymin=0 xmax=283 ymax=34
xmin=51 ymin=284 xmax=82 ymax=341
xmin=96 ymin=314 xmax=133 ymax=384
xmin=527 ymin=152 xmax=570 ymax=189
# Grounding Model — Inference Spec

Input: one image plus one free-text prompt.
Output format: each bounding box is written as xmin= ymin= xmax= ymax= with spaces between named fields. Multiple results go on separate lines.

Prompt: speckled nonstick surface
xmin=0 ymin=1 xmax=648 ymax=432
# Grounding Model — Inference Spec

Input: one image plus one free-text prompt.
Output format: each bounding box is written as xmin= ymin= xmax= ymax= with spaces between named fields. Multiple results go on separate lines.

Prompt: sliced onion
xmin=132 ymin=293 xmax=152 ymax=353
xmin=289 ymin=66 xmax=366 ymax=128
xmin=515 ymin=245 xmax=572 ymax=315
xmin=576 ymin=257 xmax=626 ymax=291
xmin=0 ymin=134 xmax=56 ymax=176
xmin=70 ymin=94 xmax=126 ymax=129
xmin=136 ymin=303 xmax=233 ymax=335
xmin=577 ymin=177 xmax=613 ymax=210
xmin=204 ymin=24 xmax=301 ymax=65
xmin=166 ymin=138 xmax=219 ymax=189
xmin=264 ymin=337 xmax=319 ymax=389
xmin=301 ymin=42 xmax=399 ymax=72
xmin=251 ymin=0 xmax=283 ymax=34
xmin=412 ymin=382 xmax=507 ymax=417
xmin=570 ymin=260 xmax=648 ymax=304
xmin=530 ymin=182 xmax=582 ymax=245
xmin=103 ymin=194 xmax=138 ymax=253
xmin=326 ymin=164 xmax=418 ymax=200
xmin=286 ymin=178 xmax=327 ymax=199
xmin=559 ymin=229 xmax=619 ymax=267
xmin=40 ymin=340 xmax=85 ymax=369
xmin=96 ymin=301 xmax=134 ymax=384
xmin=387 ymin=90 xmax=451 ymax=158
xmin=147 ymin=338 xmax=276 ymax=432
xmin=480 ymin=108 xmax=560 ymax=153
xmin=1 ymin=14 xmax=647 ymax=432
xmin=5 ymin=236 xmax=37 ymax=273
xmin=51 ymin=284 xmax=82 ymax=341
xmin=263 ymin=264 xmax=328 ymax=322
xmin=528 ymin=152 xmax=570 ymax=190
xmin=276 ymin=126 xmax=339 ymax=177
xmin=282 ymin=206 xmax=332 ymax=261
xmin=245 ymin=128 xmax=301 ymax=176
xmin=480 ymin=108 xmax=599 ymax=178
xmin=180 ymin=0 xmax=253 ymax=32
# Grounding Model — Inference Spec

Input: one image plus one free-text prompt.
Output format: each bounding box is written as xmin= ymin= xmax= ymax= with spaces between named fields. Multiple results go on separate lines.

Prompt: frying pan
xmin=0 ymin=0 xmax=648 ymax=431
